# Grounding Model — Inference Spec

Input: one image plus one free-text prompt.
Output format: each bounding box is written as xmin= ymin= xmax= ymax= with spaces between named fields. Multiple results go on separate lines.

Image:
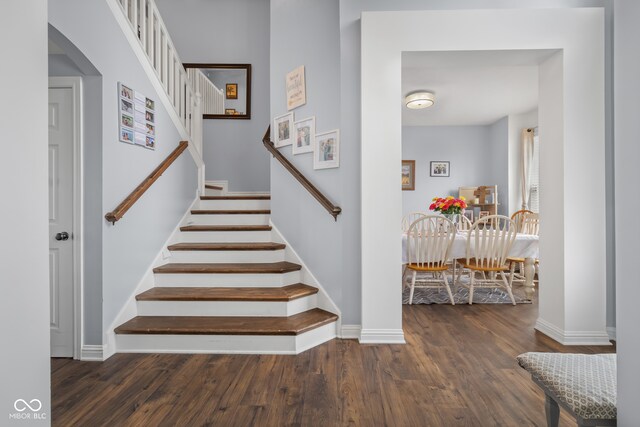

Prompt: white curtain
xmin=520 ymin=129 xmax=535 ymax=210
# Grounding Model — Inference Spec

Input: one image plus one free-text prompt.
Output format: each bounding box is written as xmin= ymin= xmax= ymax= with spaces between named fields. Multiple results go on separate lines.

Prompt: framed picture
xmin=292 ymin=116 xmax=315 ymax=155
xmin=314 ymin=129 xmax=340 ymax=170
xmin=273 ymin=113 xmax=294 ymax=147
xmin=402 ymin=160 xmax=416 ymax=191
xmin=226 ymin=83 xmax=238 ymax=99
xmin=430 ymin=161 xmax=450 ymax=177
xmin=463 ymin=210 xmax=474 ymax=223
xmin=225 ymin=108 xmax=236 ymax=115
xmin=286 ymin=65 xmax=306 ymax=110
xmin=119 ymin=83 xmax=133 ymax=101
xmin=479 ymin=210 xmax=490 ymax=219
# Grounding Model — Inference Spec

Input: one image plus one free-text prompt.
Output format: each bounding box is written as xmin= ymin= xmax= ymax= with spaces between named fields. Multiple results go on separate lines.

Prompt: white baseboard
xmin=80 ymin=345 xmax=105 ymax=361
xmin=359 ymin=328 xmax=406 ymax=344
xmin=535 ymin=318 xmax=612 ymax=346
xmin=606 ymin=326 xmax=616 ymax=341
xmin=340 ymin=324 xmax=361 ymax=340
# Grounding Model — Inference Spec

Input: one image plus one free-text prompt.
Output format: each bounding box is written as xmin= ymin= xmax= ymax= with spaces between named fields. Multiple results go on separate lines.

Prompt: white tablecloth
xmin=402 ymin=232 xmax=539 ymax=264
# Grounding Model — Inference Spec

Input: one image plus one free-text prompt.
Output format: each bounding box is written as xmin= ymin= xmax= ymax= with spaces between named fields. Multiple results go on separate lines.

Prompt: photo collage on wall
xmin=118 ymin=82 xmax=156 ymax=150
xmin=272 ymin=65 xmax=340 ymax=170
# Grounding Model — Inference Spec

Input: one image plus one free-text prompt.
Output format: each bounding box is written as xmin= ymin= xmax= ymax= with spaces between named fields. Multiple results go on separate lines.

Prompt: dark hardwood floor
xmin=52 ymin=299 xmax=614 ymax=426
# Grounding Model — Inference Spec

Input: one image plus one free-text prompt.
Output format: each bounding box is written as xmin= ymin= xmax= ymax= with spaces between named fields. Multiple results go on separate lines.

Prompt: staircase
xmin=114 ymin=187 xmax=338 ymax=354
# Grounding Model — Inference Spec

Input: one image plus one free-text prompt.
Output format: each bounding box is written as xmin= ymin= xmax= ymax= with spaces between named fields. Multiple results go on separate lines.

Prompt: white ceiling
xmin=402 ymin=50 xmax=558 ymax=126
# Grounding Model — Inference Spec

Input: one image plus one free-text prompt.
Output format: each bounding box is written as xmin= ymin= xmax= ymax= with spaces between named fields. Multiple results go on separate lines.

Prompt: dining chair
xmin=508 ymin=212 xmax=540 ymax=287
xmin=401 ymin=212 xmax=428 ymax=232
xmin=510 ymin=209 xmax=533 ymax=233
xmin=404 ymin=215 xmax=457 ymax=305
xmin=457 ymin=214 xmax=473 ymax=232
xmin=457 ymin=215 xmax=518 ymax=305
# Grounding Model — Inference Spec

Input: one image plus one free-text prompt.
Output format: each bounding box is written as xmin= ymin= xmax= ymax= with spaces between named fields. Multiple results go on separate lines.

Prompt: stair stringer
xmin=269 ymin=221 xmax=342 ymax=336
xmin=104 ymin=193 xmax=199 ymax=360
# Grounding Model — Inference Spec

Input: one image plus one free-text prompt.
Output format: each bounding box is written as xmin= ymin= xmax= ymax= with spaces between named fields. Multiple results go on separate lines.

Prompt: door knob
xmin=55 ymin=232 xmax=70 ymax=241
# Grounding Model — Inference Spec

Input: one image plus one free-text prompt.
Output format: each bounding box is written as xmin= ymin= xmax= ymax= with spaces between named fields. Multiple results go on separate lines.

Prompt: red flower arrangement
xmin=429 ymin=196 xmax=467 ymax=215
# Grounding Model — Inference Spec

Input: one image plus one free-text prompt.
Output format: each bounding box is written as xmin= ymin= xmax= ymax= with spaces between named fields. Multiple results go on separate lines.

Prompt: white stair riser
xmin=154 ymin=271 xmax=301 ymax=287
xmin=116 ymin=321 xmax=336 ymax=354
xmin=168 ymin=250 xmax=285 ymax=263
xmin=137 ymin=295 xmax=317 ymax=317
xmin=197 ymin=199 xmax=270 ymax=210
xmin=187 ymin=214 xmax=270 ymax=225
xmin=173 ymin=230 xmax=272 ymax=243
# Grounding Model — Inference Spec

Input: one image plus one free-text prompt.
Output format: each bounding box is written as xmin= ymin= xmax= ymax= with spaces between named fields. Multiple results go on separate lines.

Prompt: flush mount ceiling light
xmin=405 ymin=91 xmax=435 ymax=109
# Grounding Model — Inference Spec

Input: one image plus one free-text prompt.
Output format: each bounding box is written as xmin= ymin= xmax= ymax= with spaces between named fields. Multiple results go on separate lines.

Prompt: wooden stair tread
xmin=200 ymin=195 xmax=270 ymax=200
xmin=180 ymin=225 xmax=272 ymax=232
xmin=191 ymin=209 xmax=270 ymax=215
xmin=168 ymin=242 xmax=285 ymax=251
xmin=136 ymin=284 xmax=318 ymax=301
xmin=114 ymin=309 xmax=338 ymax=336
xmin=153 ymin=261 xmax=302 ymax=274
xmin=205 ymin=184 xmax=223 ymax=190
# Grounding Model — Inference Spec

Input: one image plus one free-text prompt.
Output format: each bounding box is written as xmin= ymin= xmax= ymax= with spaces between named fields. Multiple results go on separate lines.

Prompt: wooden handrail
xmin=105 ymin=141 xmax=189 ymax=224
xmin=262 ymin=127 xmax=342 ymax=220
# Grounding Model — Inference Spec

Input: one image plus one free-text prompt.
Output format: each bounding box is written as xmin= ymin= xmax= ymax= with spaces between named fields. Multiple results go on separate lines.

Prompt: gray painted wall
xmin=270 ymin=0 xmax=351 ymax=321
xmin=156 ymin=0 xmax=270 ymax=192
xmin=402 ymin=126 xmax=496 ymax=216
xmin=1 ymin=0 xmax=51 ymax=421
xmin=614 ymin=0 xmax=640 ymax=422
xmin=49 ymin=51 xmax=104 ymax=345
xmin=489 ymin=116 xmax=509 ymax=216
xmin=49 ymin=0 xmax=198 ymax=342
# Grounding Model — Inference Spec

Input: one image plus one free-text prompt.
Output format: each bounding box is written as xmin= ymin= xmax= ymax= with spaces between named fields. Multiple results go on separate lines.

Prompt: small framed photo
xmin=120 ymin=128 xmax=134 ymax=144
xmin=146 ymin=123 xmax=155 ymax=135
xmin=226 ymin=83 xmax=238 ymax=99
xmin=292 ymin=116 xmax=315 ymax=155
xmin=121 ymin=113 xmax=134 ymax=129
xmin=402 ymin=160 xmax=416 ymax=191
xmin=225 ymin=108 xmax=236 ymax=115
xmin=119 ymin=83 xmax=133 ymax=101
xmin=145 ymin=98 xmax=155 ymax=111
xmin=463 ymin=210 xmax=474 ymax=223
xmin=121 ymin=99 xmax=133 ymax=115
xmin=479 ymin=211 xmax=490 ymax=219
xmin=145 ymin=110 xmax=154 ymax=123
xmin=145 ymin=136 xmax=155 ymax=149
xmin=430 ymin=161 xmax=450 ymax=177
xmin=273 ymin=112 xmax=294 ymax=148
xmin=314 ymin=129 xmax=340 ymax=170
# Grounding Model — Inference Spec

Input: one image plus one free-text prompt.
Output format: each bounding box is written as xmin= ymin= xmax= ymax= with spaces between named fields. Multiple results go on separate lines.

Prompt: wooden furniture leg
xmin=545 ymin=394 xmax=560 ymax=427
xmin=524 ymin=257 xmax=535 ymax=300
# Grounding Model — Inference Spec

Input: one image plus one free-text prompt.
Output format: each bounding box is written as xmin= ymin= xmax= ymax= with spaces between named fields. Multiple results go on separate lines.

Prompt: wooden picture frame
xmin=430 ymin=161 xmax=450 ymax=177
xmin=402 ymin=160 xmax=416 ymax=191
xmin=226 ymin=83 xmax=238 ymax=99
xmin=314 ymin=129 xmax=340 ymax=170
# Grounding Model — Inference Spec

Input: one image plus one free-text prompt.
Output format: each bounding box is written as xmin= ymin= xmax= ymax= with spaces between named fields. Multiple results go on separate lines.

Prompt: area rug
xmin=402 ymin=285 xmax=531 ymax=305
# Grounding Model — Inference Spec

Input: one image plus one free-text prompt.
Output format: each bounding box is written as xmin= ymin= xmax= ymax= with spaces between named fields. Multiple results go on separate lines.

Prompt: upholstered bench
xmin=517 ymin=353 xmax=616 ymax=427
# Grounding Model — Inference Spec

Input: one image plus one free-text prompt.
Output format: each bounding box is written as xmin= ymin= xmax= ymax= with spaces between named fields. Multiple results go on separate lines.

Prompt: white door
xmin=49 ymin=85 xmax=75 ymax=357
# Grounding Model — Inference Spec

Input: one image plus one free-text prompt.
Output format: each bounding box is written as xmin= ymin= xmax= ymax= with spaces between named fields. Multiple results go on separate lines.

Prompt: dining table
xmin=402 ymin=231 xmax=539 ymax=299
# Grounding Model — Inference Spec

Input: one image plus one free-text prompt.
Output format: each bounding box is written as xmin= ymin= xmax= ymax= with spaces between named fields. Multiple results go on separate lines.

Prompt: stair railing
xmin=105 ymin=141 xmax=189 ymax=224
xmin=187 ymin=68 xmax=225 ymax=115
xmin=262 ymin=127 xmax=342 ymax=220
xmin=110 ymin=0 xmax=221 ymax=158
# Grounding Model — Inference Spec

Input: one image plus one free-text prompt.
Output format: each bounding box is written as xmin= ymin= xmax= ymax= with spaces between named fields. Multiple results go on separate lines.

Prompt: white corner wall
xmin=361 ymin=8 xmax=608 ymax=345
xmin=614 ymin=0 xmax=640 ymax=422
xmin=0 ymin=0 xmax=51 ymax=420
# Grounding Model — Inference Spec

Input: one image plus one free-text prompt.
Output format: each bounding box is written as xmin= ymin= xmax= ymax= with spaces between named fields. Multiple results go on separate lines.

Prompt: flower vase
xmin=442 ymin=213 xmax=460 ymax=225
